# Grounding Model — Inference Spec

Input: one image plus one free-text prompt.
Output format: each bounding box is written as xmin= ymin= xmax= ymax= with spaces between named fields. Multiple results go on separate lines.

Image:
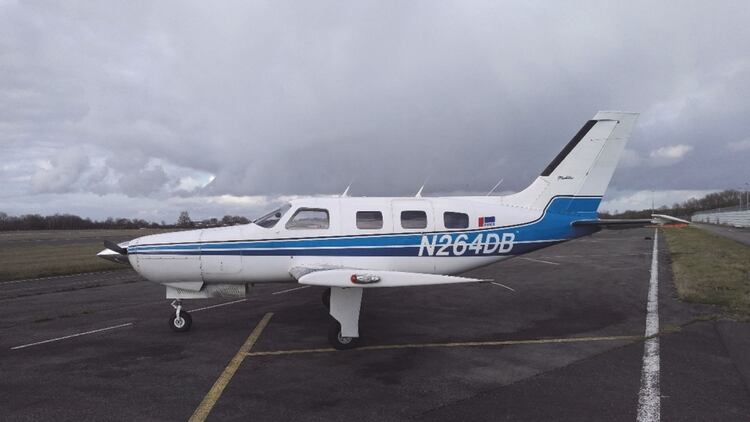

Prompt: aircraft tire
xmin=328 ymin=319 xmax=360 ymax=350
xmin=169 ymin=310 xmax=192 ymax=332
xmin=322 ymin=288 xmax=331 ymax=310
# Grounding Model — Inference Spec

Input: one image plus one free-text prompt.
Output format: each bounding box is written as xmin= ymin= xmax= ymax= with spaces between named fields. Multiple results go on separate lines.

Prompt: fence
xmin=692 ymin=208 xmax=750 ymax=227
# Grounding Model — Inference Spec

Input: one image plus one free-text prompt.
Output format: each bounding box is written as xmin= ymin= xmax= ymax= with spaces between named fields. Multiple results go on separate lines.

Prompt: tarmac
xmin=1 ymin=228 xmax=749 ymax=421
xmin=693 ymin=222 xmax=750 ymax=246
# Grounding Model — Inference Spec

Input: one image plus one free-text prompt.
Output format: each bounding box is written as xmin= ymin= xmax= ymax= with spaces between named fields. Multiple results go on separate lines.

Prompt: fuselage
xmin=124 ymin=194 xmax=601 ymax=286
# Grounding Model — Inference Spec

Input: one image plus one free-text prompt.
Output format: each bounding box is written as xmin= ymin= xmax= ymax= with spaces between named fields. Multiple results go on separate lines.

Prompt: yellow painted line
xmin=247 ymin=347 xmax=337 ymax=356
xmin=188 ymin=313 xmax=273 ymax=422
xmin=245 ymin=334 xmax=642 ymax=357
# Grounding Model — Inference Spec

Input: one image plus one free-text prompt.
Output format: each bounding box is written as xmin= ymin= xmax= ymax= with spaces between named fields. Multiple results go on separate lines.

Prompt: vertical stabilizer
xmin=503 ymin=111 xmax=639 ymax=210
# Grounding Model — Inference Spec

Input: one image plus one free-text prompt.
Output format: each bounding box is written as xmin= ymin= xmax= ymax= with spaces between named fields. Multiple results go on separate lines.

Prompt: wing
xmin=572 ymin=219 xmax=653 ymax=230
xmin=289 ymin=266 xmax=491 ymax=288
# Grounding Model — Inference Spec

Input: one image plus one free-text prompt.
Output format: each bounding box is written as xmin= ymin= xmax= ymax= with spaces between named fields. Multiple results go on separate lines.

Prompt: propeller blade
xmin=103 ymin=240 xmax=128 ymax=255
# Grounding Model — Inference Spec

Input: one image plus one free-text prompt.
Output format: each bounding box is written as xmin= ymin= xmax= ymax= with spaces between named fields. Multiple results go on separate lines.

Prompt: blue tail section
xmin=548 ymin=196 xmax=601 ymax=219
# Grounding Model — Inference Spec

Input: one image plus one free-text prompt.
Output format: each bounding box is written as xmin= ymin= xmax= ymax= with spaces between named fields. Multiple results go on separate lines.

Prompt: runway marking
xmin=10 ymin=322 xmax=133 ymax=350
xmin=490 ymin=282 xmax=516 ymax=292
xmin=189 ymin=312 xmax=273 ymax=422
xmin=519 ymin=257 xmax=560 ymax=266
xmin=542 ymin=253 xmax=651 ymax=259
xmin=637 ymin=229 xmax=661 ymax=422
xmin=245 ymin=334 xmax=642 ymax=357
xmin=272 ymin=285 xmax=311 ymax=295
xmin=191 ymin=299 xmax=248 ymax=313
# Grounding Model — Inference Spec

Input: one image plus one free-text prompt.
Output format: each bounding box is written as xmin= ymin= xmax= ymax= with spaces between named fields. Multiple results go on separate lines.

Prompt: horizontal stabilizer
xmin=294 ymin=268 xmax=490 ymax=288
xmin=572 ymin=219 xmax=653 ymax=230
xmin=652 ymin=214 xmax=691 ymax=225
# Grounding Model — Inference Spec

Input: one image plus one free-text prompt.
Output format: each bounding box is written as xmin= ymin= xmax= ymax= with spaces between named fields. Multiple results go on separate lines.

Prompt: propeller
xmin=103 ymin=240 xmax=128 ymax=255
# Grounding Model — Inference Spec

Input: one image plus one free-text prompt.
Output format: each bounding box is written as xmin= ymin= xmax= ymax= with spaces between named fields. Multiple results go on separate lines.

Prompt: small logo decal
xmin=478 ymin=216 xmax=495 ymax=227
xmin=557 ymin=175 xmax=574 ymax=180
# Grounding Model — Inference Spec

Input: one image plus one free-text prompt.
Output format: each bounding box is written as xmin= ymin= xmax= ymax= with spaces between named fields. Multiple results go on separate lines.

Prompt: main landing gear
xmin=165 ymin=288 xmax=363 ymax=350
xmin=169 ymin=299 xmax=192 ymax=332
xmin=325 ymin=287 xmax=364 ymax=350
xmin=329 ymin=319 xmax=359 ymax=350
xmin=322 ymin=288 xmax=331 ymax=310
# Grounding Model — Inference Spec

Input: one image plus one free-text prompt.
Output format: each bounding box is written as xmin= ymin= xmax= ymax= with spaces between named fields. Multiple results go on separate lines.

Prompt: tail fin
xmin=503 ymin=111 xmax=639 ymax=210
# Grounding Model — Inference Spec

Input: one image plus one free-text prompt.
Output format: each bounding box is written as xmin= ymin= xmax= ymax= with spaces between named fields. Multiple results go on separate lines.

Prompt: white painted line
xmin=519 ymin=257 xmax=560 ymax=266
xmin=10 ymin=323 xmax=133 ymax=350
xmin=491 ymin=282 xmax=516 ymax=292
xmin=191 ymin=299 xmax=248 ymax=313
xmin=272 ymin=285 xmax=312 ymax=295
xmin=637 ymin=229 xmax=660 ymax=422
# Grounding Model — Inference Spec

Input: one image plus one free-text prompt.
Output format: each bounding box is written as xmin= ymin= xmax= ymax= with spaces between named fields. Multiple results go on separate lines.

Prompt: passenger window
xmin=356 ymin=211 xmax=383 ymax=229
xmin=401 ymin=210 xmax=427 ymax=229
xmin=444 ymin=212 xmax=469 ymax=229
xmin=286 ymin=208 xmax=329 ymax=230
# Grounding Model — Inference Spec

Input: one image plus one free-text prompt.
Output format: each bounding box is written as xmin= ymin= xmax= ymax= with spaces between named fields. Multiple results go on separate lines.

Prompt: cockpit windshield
xmin=253 ymin=203 xmax=292 ymax=228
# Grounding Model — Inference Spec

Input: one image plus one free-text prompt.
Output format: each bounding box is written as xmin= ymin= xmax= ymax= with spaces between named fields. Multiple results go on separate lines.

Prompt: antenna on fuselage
xmin=415 ymin=177 xmax=429 ymax=198
xmin=486 ymin=178 xmax=504 ymax=196
xmin=341 ymin=179 xmax=355 ymax=197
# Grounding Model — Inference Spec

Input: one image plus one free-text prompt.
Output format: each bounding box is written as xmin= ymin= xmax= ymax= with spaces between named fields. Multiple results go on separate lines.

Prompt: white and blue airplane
xmin=99 ymin=111 xmax=649 ymax=349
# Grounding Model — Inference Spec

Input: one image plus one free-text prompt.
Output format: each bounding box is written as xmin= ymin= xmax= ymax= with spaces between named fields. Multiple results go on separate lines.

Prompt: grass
xmin=0 ymin=229 xmax=167 ymax=282
xmin=662 ymin=226 xmax=750 ymax=318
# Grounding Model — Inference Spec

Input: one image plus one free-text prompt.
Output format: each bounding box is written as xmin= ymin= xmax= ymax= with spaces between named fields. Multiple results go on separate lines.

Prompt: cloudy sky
xmin=1 ymin=1 xmax=748 ymax=222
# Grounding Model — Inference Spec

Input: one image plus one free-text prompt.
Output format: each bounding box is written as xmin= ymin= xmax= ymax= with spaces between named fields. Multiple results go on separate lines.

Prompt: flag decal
xmin=478 ymin=216 xmax=495 ymax=227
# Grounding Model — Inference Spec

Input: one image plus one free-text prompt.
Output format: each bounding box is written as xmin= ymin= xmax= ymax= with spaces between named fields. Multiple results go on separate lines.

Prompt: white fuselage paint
xmin=125 ymin=196 xmax=568 ymax=286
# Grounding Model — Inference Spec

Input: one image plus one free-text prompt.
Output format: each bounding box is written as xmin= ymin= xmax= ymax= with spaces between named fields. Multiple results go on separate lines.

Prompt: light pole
xmin=737 ymin=186 xmax=742 ymax=211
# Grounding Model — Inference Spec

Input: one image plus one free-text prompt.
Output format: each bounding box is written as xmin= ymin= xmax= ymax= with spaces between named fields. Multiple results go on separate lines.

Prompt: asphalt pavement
xmin=1 ymin=228 xmax=748 ymax=421
xmin=693 ymin=222 xmax=750 ymax=246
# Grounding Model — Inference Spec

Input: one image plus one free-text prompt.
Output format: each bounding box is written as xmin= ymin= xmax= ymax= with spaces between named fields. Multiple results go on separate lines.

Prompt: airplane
xmin=99 ymin=111 xmax=649 ymax=349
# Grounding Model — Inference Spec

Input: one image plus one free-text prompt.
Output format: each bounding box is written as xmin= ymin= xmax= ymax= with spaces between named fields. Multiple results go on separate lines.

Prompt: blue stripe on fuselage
xmin=129 ymin=196 xmax=600 ymax=257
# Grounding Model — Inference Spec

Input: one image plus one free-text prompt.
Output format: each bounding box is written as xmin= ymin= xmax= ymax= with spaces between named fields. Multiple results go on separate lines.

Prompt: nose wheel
xmin=169 ymin=300 xmax=192 ymax=332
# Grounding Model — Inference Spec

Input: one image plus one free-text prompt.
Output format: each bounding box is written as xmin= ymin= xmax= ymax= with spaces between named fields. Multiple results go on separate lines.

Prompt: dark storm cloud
xmin=1 ymin=0 xmax=749 ymax=219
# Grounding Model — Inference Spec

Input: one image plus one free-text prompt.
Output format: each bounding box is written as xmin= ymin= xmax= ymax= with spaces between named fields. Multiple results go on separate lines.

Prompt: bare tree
xmin=177 ymin=211 xmax=193 ymax=228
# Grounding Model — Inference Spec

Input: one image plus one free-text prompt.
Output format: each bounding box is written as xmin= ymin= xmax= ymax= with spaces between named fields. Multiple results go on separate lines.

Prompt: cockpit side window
xmin=254 ymin=203 xmax=291 ymax=228
xmin=286 ymin=208 xmax=330 ymax=230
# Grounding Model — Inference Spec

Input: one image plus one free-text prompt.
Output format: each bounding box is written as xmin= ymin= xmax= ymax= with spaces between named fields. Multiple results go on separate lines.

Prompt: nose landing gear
xmin=169 ymin=299 xmax=192 ymax=332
